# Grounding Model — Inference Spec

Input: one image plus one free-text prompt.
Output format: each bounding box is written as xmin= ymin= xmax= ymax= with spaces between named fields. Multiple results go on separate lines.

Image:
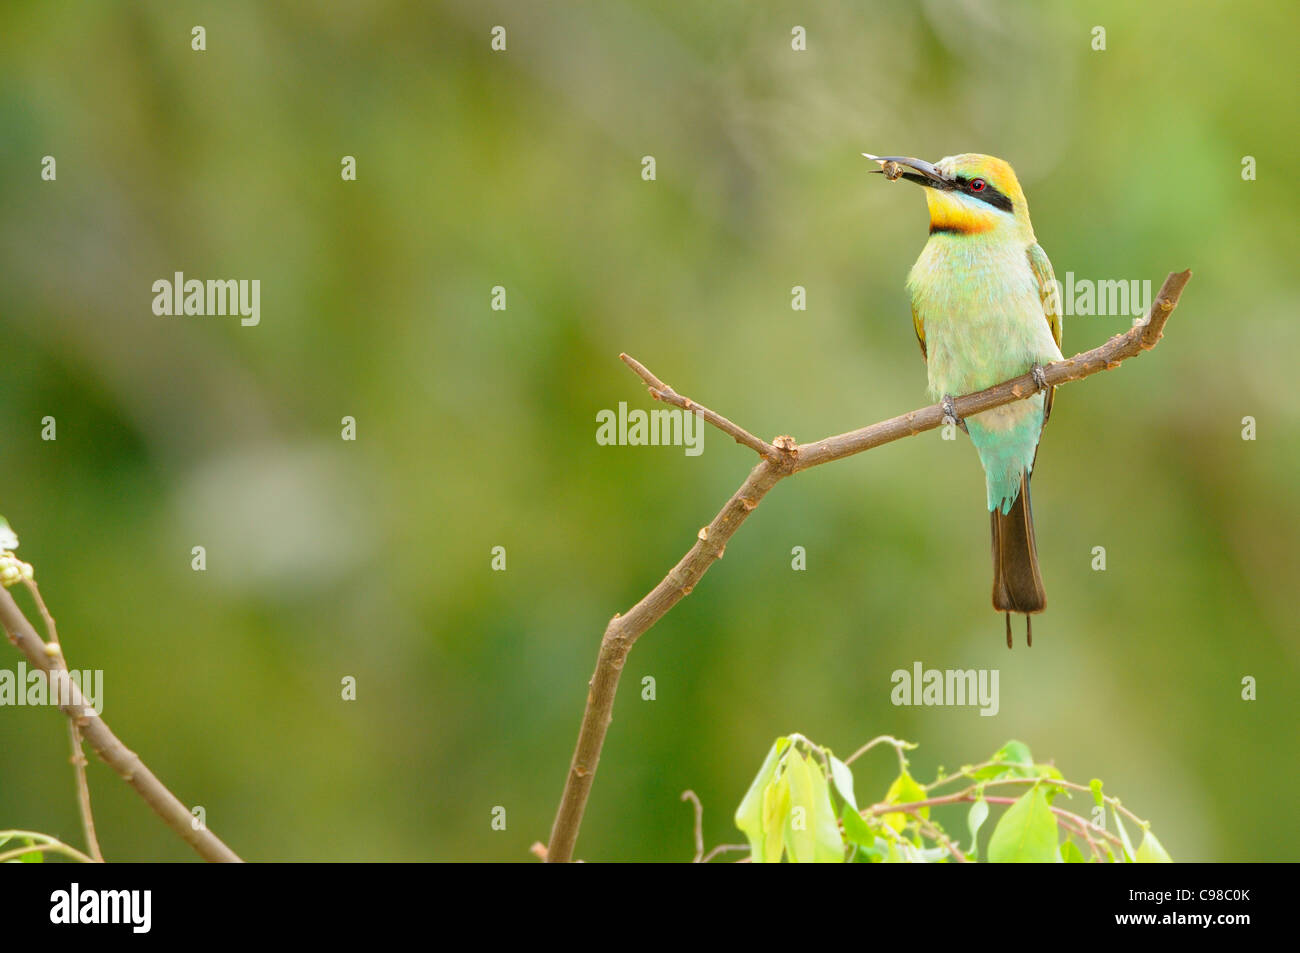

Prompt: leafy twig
xmin=0 ymin=830 xmax=94 ymax=864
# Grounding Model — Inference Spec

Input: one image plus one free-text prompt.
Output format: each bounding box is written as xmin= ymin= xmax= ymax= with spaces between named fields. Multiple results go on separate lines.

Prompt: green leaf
xmin=841 ymin=803 xmax=875 ymax=850
xmin=1090 ymin=779 xmax=1104 ymax=807
xmin=882 ymin=769 xmax=928 ymax=832
xmin=996 ymin=740 xmax=1035 ymax=772
xmin=735 ymin=737 xmax=789 ymax=860
xmin=1136 ymin=829 xmax=1172 ymax=863
xmin=807 ymin=756 xmax=846 ymax=862
xmin=1112 ymin=807 xmax=1137 ymax=863
xmin=987 ymin=784 xmax=1059 ymax=862
xmin=783 ymin=750 xmax=817 ymax=863
xmin=828 ymin=755 xmax=857 ymax=811
xmin=967 ymin=796 xmax=990 ymax=857
xmin=974 ymin=740 xmax=1036 ymax=780
xmin=1060 ymin=839 xmax=1087 ymax=863
xmin=760 ymin=772 xmax=792 ymax=863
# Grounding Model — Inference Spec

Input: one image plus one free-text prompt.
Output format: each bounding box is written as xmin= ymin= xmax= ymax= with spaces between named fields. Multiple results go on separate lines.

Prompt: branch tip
xmin=620 ymin=353 xmax=778 ymax=459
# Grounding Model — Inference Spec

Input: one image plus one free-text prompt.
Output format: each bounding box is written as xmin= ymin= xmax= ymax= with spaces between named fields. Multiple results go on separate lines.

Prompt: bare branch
xmin=547 ymin=270 xmax=1191 ymax=862
xmin=790 ymin=269 xmax=1192 ymax=471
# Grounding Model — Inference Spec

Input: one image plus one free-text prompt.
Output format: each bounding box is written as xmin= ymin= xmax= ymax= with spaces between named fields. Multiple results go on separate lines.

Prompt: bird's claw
xmin=1031 ymin=364 xmax=1048 ymax=392
xmin=941 ymin=395 xmax=968 ymax=433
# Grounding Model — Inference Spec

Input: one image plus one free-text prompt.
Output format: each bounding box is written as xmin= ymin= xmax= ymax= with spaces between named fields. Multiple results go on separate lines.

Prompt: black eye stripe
xmin=954 ymin=175 xmax=1013 ymax=213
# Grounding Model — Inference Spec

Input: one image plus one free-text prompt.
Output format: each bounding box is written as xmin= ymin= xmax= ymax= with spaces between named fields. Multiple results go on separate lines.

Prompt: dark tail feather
xmin=991 ymin=473 xmax=1046 ymax=619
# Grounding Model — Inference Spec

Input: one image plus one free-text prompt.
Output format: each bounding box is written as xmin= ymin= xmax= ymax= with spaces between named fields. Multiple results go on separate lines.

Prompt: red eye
xmin=970 ymin=178 xmax=987 ymax=192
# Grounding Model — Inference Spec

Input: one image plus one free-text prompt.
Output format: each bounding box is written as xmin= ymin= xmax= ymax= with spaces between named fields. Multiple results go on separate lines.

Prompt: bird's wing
xmin=1026 ymin=242 xmax=1061 ymax=424
xmin=911 ymin=301 xmax=927 ymax=360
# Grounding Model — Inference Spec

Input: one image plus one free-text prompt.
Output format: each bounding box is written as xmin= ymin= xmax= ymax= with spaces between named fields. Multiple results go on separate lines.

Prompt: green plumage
xmin=908 ymin=233 xmax=1062 ymax=514
xmin=870 ymin=152 xmax=1062 ymax=631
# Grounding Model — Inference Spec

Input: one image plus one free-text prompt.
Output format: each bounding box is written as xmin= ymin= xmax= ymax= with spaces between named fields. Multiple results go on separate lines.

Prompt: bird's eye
xmin=969 ymin=178 xmax=987 ymax=192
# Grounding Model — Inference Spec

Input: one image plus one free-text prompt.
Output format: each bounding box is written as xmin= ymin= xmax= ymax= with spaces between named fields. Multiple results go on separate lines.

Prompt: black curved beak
xmin=862 ymin=154 xmax=956 ymax=190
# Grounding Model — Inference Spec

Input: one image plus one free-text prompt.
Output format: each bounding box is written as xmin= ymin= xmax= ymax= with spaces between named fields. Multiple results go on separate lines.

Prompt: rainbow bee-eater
xmin=864 ymin=153 xmax=1062 ymax=648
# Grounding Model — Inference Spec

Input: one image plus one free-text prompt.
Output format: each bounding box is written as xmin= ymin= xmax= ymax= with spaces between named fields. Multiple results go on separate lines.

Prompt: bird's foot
xmin=1031 ymin=364 xmax=1049 ymax=392
xmin=941 ymin=395 xmax=968 ymax=433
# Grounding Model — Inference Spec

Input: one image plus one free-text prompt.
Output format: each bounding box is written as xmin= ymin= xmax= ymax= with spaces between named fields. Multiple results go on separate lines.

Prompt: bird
xmin=863 ymin=153 xmax=1062 ymax=648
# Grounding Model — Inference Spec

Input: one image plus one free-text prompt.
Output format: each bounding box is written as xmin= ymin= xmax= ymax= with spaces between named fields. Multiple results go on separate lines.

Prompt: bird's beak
xmin=862 ymin=154 xmax=956 ymax=190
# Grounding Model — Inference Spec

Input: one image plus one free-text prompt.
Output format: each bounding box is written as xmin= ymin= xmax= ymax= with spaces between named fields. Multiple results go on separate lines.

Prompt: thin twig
xmin=546 ymin=271 xmax=1191 ymax=862
xmin=947 ymin=772 xmax=1153 ymax=830
xmin=888 ymin=791 xmax=1128 ymax=854
xmin=680 ymin=790 xmax=704 ymax=862
xmin=0 ymin=586 xmax=243 ymax=862
xmin=1054 ymin=810 xmax=1105 ymax=861
xmin=0 ymin=834 xmax=95 ymax=865
xmin=700 ymin=843 xmax=749 ymax=863
xmin=619 ymin=353 xmax=780 ymax=460
xmin=65 ymin=724 xmax=101 ymax=858
xmin=22 ymin=578 xmax=103 ymax=862
xmin=907 ymin=811 xmax=970 ymax=863
xmin=843 ymin=735 xmax=916 ymax=767
xmin=923 ymin=758 xmax=1035 ymax=791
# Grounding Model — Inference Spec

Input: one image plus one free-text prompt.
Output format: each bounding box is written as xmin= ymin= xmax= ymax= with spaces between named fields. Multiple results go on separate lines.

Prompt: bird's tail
xmin=991 ymin=472 xmax=1046 ymax=624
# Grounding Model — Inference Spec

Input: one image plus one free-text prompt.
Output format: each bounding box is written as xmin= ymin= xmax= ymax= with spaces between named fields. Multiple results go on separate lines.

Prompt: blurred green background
xmin=1 ymin=0 xmax=1296 ymax=862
